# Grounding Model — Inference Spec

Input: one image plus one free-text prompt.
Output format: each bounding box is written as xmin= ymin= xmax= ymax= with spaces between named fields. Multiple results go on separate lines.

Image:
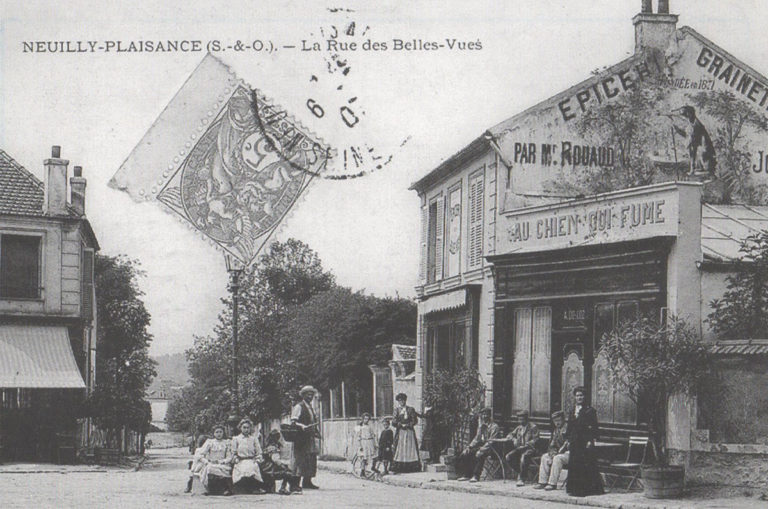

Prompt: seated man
xmin=504 ymin=410 xmax=540 ymax=486
xmin=455 ymin=407 xmax=500 ymax=482
xmin=534 ymin=410 xmax=569 ymax=491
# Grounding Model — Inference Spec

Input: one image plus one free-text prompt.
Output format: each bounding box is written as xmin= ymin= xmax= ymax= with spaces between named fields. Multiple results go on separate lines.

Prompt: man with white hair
xmin=290 ymin=385 xmax=321 ymax=491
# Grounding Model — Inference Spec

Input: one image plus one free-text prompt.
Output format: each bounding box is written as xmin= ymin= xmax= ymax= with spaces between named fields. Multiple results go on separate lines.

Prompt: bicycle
xmin=351 ymin=452 xmax=381 ymax=481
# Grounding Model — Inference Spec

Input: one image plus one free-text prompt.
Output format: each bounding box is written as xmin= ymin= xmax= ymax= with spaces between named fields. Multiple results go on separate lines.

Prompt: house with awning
xmin=0 ymin=146 xmax=99 ymax=463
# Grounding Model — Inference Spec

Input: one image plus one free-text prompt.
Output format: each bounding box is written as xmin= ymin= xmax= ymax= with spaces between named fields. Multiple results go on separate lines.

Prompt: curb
xmin=318 ymin=462 xmax=684 ymax=509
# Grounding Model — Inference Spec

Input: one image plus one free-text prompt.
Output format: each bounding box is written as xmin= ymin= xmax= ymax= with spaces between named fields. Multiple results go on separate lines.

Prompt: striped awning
xmin=421 ymin=288 xmax=467 ymax=315
xmin=0 ymin=325 xmax=85 ymax=388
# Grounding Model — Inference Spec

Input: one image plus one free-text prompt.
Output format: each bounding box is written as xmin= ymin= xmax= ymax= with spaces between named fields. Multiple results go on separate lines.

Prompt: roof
xmin=0 ymin=325 xmax=86 ymax=389
xmin=711 ymin=339 xmax=768 ymax=356
xmin=392 ymin=344 xmax=416 ymax=362
xmin=0 ymin=149 xmax=45 ymax=216
xmin=701 ymin=204 xmax=768 ymax=262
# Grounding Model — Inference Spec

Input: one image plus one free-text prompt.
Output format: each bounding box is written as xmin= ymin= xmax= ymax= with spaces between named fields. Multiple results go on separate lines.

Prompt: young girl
xmin=355 ymin=412 xmax=377 ymax=476
xmin=373 ymin=417 xmax=393 ymax=474
xmin=231 ymin=418 xmax=264 ymax=493
xmin=195 ymin=425 xmax=233 ymax=496
xmin=261 ymin=429 xmax=298 ymax=495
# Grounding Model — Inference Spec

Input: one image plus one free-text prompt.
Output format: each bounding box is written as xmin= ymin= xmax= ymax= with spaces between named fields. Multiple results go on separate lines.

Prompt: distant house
xmin=146 ymin=379 xmax=183 ymax=431
xmin=0 ymin=146 xmax=99 ymax=462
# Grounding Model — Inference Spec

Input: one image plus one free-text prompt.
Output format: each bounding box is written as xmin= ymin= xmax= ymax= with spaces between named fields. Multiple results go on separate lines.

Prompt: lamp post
xmin=225 ymin=255 xmax=244 ymax=428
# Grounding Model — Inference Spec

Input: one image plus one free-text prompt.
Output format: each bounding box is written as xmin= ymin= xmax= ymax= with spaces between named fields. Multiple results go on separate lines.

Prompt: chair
xmin=607 ymin=435 xmax=648 ymax=490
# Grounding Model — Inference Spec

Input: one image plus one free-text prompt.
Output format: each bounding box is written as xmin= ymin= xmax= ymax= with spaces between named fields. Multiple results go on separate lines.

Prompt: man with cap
xmin=504 ymin=410 xmax=540 ymax=486
xmin=535 ymin=410 xmax=569 ymax=490
xmin=455 ymin=407 xmax=500 ymax=482
xmin=290 ymin=385 xmax=320 ymax=491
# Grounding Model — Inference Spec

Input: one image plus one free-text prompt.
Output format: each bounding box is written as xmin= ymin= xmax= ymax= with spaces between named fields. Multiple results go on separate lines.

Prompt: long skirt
xmin=201 ymin=462 xmax=232 ymax=493
xmin=566 ymin=444 xmax=604 ymax=497
xmin=392 ymin=428 xmax=420 ymax=472
xmin=232 ymin=458 xmax=263 ymax=485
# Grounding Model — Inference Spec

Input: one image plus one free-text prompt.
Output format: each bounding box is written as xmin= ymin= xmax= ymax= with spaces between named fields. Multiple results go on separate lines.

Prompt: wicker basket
xmin=280 ymin=423 xmax=302 ymax=443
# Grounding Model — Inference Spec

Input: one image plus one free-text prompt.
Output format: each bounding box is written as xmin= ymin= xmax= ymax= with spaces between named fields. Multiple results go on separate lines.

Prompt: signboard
xmin=497 ymin=184 xmax=679 ymax=254
xmin=488 ymin=28 xmax=768 ymax=205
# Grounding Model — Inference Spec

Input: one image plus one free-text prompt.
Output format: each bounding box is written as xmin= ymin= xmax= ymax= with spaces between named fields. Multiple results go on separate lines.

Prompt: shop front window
xmin=426 ymin=321 xmax=473 ymax=373
xmin=511 ymin=306 xmax=552 ymax=417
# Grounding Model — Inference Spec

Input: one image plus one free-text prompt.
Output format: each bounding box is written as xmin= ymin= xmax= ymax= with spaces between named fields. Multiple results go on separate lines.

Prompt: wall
xmin=700 ymin=270 xmax=729 ymax=341
xmin=669 ymin=449 xmax=768 ymax=488
xmin=320 ymin=417 xmax=395 ymax=460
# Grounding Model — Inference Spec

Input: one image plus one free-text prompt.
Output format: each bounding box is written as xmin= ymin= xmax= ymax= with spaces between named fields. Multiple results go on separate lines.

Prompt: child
xmin=355 ymin=413 xmax=377 ymax=476
xmin=373 ymin=416 xmax=393 ymax=475
xmin=261 ymin=429 xmax=298 ymax=495
xmin=184 ymin=434 xmax=209 ymax=493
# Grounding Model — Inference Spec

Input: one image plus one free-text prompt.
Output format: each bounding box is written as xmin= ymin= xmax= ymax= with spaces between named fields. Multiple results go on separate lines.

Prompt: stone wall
xmin=670 ymin=449 xmax=768 ymax=488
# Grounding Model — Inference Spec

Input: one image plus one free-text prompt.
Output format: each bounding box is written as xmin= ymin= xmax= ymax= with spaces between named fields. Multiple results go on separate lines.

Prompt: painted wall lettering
xmin=696 ymin=46 xmax=768 ymax=111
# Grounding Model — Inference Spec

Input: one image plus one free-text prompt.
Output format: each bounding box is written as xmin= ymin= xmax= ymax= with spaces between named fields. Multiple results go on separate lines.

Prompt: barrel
xmin=641 ymin=465 xmax=685 ymax=499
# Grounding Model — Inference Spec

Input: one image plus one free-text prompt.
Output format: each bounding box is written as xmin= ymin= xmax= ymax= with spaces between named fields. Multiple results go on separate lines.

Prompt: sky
xmin=1 ymin=0 xmax=766 ymax=355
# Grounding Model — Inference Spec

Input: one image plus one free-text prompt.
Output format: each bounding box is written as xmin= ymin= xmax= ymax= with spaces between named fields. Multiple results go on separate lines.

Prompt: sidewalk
xmin=318 ymin=460 xmax=767 ymax=509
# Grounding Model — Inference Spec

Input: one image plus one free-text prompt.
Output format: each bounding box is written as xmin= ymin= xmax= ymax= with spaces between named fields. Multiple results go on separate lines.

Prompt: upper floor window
xmin=468 ymin=170 xmax=485 ymax=269
xmin=0 ymin=234 xmax=41 ymax=299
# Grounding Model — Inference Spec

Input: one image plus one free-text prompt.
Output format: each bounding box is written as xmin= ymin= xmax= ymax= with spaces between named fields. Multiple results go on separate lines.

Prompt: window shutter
xmin=434 ymin=196 xmax=445 ymax=281
xmin=82 ymin=249 xmax=95 ymax=321
xmin=468 ymin=173 xmax=485 ymax=269
xmin=419 ymin=206 xmax=428 ymax=284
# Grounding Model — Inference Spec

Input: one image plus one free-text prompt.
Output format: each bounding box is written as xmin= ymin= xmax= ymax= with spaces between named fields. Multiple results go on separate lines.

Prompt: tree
xmin=279 ymin=287 xmax=417 ymax=412
xmin=602 ymin=315 xmax=712 ymax=466
xmin=184 ymin=239 xmax=335 ymax=427
xmin=707 ymin=231 xmax=768 ymax=339
xmin=86 ymin=255 xmax=157 ymax=450
xmin=422 ymin=368 xmax=486 ymax=452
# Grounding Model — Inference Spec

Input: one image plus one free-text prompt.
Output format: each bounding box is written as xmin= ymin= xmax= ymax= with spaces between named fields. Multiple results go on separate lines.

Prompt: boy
xmin=373 ymin=417 xmax=393 ymax=474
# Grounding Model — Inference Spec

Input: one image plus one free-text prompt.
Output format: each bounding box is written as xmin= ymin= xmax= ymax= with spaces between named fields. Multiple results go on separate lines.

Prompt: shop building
xmin=411 ymin=1 xmax=768 ymax=487
xmin=0 ymin=146 xmax=99 ymax=462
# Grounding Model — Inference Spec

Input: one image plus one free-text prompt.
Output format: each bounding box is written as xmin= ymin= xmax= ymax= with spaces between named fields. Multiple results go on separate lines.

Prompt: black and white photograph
xmin=0 ymin=1 xmax=767 ymax=507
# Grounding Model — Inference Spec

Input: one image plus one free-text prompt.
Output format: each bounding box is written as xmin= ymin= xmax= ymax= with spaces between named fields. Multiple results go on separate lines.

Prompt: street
xmin=0 ymin=448 xmax=571 ymax=509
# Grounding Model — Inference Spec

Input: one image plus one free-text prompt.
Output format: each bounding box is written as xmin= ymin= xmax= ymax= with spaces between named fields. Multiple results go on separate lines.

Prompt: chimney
xmin=633 ymin=0 xmax=678 ymax=53
xmin=44 ymin=145 xmax=69 ymax=216
xmin=70 ymin=166 xmax=86 ymax=216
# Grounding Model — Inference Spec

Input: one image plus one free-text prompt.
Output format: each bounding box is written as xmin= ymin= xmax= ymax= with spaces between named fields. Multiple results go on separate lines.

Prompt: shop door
xmin=551 ymin=333 xmax=585 ymax=417
xmin=511 ymin=306 xmax=551 ymax=417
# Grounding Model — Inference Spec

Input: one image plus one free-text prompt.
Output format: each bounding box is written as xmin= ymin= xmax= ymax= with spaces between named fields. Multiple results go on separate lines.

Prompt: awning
xmin=0 ymin=325 xmax=86 ymax=389
xmin=421 ymin=288 xmax=467 ymax=315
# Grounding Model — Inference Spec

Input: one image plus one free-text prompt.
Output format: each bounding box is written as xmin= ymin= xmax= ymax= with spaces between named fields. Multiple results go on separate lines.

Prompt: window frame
xmin=0 ymin=231 xmax=44 ymax=301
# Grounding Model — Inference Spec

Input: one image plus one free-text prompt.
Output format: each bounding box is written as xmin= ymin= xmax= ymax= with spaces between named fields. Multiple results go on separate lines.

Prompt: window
xmin=426 ymin=196 xmax=445 ymax=283
xmin=426 ymin=321 xmax=473 ymax=373
xmin=511 ymin=306 xmax=552 ymax=416
xmin=82 ymin=249 xmax=95 ymax=320
xmin=0 ymin=234 xmax=41 ymax=299
xmin=468 ymin=171 xmax=484 ymax=269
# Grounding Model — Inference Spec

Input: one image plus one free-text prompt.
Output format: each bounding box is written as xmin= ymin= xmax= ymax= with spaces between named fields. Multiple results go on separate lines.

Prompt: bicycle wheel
xmin=351 ymin=454 xmax=364 ymax=477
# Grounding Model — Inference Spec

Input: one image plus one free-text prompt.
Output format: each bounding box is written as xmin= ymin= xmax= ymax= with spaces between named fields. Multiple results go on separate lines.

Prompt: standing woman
xmin=231 ymin=418 xmax=264 ymax=493
xmin=391 ymin=393 xmax=421 ymax=473
xmin=565 ymin=386 xmax=604 ymax=497
xmin=290 ymin=385 xmax=321 ymax=491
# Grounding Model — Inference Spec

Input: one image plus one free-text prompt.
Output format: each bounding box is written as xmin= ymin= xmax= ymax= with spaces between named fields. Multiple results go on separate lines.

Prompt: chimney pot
xmin=642 ymin=0 xmax=652 ymax=13
xmin=52 ymin=145 xmax=61 ymax=158
xmin=74 ymin=165 xmax=82 ymax=177
xmin=70 ymin=166 xmax=87 ymax=216
xmin=658 ymin=0 xmax=669 ymax=14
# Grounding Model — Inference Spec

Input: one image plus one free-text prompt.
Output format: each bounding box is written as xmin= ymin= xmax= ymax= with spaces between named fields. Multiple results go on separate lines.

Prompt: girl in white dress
xmin=195 ymin=425 xmax=233 ymax=495
xmin=231 ymin=419 xmax=264 ymax=492
xmin=355 ymin=413 xmax=377 ymax=476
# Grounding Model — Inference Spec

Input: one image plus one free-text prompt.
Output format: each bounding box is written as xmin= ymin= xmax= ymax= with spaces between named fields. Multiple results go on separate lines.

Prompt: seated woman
xmin=195 ymin=425 xmax=233 ymax=496
xmin=184 ymin=434 xmax=209 ymax=493
xmin=231 ymin=418 xmax=264 ymax=493
xmin=260 ymin=429 xmax=299 ymax=495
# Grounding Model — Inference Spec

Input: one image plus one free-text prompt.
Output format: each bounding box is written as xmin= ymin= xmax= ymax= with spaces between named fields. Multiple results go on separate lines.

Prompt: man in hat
xmin=535 ymin=410 xmax=569 ymax=490
xmin=456 ymin=407 xmax=500 ymax=482
xmin=504 ymin=410 xmax=540 ymax=486
xmin=290 ymin=385 xmax=320 ymax=491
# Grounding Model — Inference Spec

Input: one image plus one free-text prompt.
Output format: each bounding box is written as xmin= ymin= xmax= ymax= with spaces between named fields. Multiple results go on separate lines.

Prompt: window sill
xmin=0 ymin=296 xmax=44 ymax=302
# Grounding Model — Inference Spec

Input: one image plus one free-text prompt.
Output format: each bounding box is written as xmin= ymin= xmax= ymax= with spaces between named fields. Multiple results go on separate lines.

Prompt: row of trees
xmin=166 ymin=239 xmax=416 ymax=434
xmin=85 ymin=255 xmax=157 ymax=450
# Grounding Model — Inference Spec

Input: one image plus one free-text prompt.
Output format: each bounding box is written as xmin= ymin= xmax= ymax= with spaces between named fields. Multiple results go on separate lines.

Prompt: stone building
xmin=410 ymin=1 xmax=768 ymax=487
xmin=0 ymin=146 xmax=99 ymax=462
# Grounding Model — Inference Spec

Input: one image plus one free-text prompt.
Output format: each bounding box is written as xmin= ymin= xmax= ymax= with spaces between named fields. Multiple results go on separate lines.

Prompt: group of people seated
xmin=185 ymin=385 xmax=322 ymax=496
xmin=454 ymin=386 xmax=604 ymax=497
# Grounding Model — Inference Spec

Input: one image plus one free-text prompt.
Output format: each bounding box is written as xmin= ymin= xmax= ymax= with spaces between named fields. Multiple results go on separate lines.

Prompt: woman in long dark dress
xmin=565 ymin=386 xmax=604 ymax=497
xmin=391 ymin=393 xmax=421 ymax=473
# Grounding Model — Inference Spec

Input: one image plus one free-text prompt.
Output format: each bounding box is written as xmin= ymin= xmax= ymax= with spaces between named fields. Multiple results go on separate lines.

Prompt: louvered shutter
xmin=434 ymin=196 xmax=445 ymax=281
xmin=468 ymin=173 xmax=485 ymax=269
xmin=82 ymin=249 xmax=95 ymax=321
xmin=419 ymin=206 xmax=428 ymax=284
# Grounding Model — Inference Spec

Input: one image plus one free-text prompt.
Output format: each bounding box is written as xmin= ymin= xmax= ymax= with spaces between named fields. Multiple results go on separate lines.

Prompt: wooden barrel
xmin=642 ymin=465 xmax=685 ymax=499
